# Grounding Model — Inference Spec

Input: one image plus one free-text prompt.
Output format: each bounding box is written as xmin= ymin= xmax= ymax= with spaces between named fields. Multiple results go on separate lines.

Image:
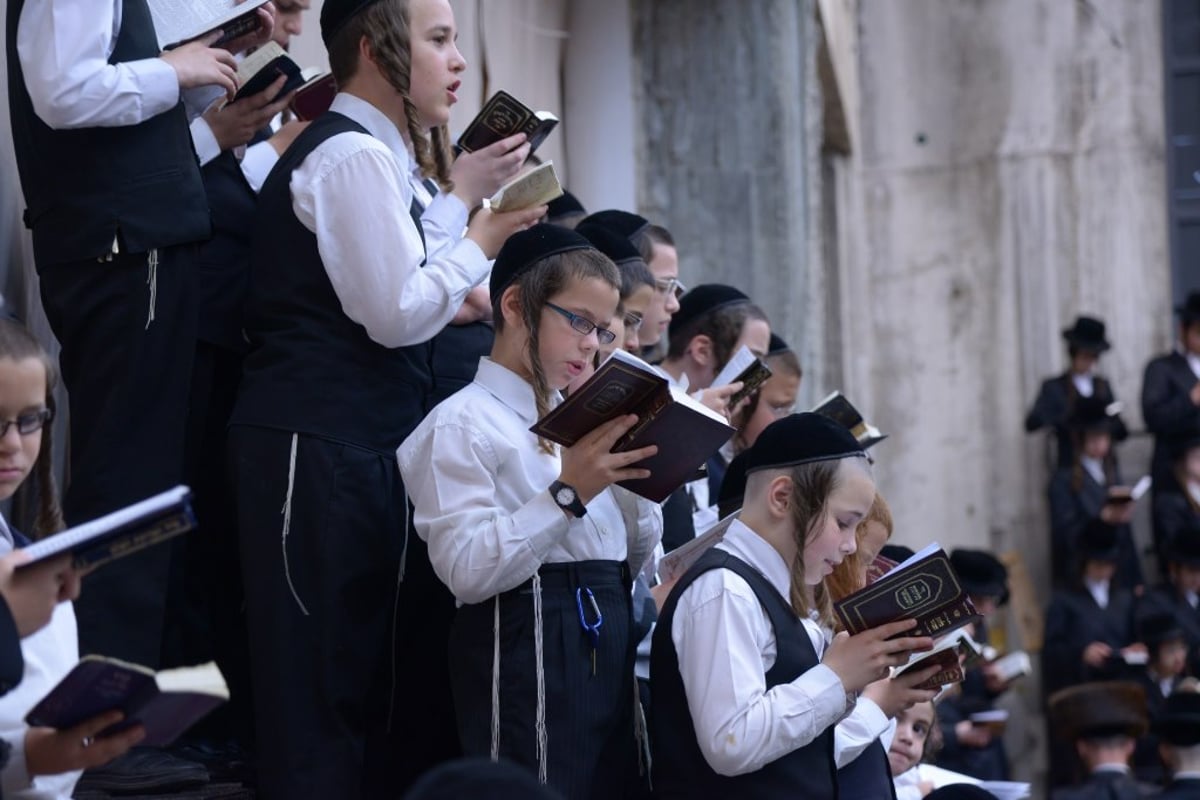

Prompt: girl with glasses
xmin=400 ymin=225 xmax=663 ymax=798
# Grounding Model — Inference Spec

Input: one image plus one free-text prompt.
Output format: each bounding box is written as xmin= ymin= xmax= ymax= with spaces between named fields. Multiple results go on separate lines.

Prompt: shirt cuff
xmin=789 ymin=663 xmax=849 ymax=727
xmin=240 ymin=140 xmax=280 ymax=194
xmin=190 ymin=117 xmax=221 ymax=167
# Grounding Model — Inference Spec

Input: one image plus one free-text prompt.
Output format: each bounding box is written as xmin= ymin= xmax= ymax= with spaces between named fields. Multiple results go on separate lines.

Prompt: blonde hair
xmin=327 ymin=0 xmax=455 ymax=188
xmin=826 ymin=492 xmax=893 ymax=606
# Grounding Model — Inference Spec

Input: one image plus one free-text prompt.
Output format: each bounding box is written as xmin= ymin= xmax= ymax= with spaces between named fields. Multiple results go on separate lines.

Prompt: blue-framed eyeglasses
xmin=545 ymin=303 xmax=617 ymax=345
xmin=0 ymin=408 xmax=52 ymax=438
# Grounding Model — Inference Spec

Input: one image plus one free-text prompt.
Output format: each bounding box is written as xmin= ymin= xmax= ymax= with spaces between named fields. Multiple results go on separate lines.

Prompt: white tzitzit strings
xmin=280 ymin=433 xmax=309 ymax=616
xmin=145 ymin=249 xmax=159 ymax=329
xmin=490 ymin=596 xmax=501 ymax=761
xmin=532 ymin=573 xmax=548 ymax=783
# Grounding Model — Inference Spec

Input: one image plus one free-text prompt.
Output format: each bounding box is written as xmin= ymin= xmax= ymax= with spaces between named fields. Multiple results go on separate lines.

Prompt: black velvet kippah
xmin=767 ymin=334 xmax=790 ymax=356
xmin=717 ymin=451 xmax=750 ymax=517
xmin=320 ymin=0 xmax=383 ymax=46
xmin=580 ymin=209 xmax=650 ymax=240
xmin=668 ymin=284 xmax=751 ymax=338
xmin=575 ymin=223 xmax=642 ymax=267
xmin=547 ymin=190 xmax=585 ymax=219
xmin=742 ymin=412 xmax=866 ymax=475
xmin=489 ymin=224 xmax=594 ymax=299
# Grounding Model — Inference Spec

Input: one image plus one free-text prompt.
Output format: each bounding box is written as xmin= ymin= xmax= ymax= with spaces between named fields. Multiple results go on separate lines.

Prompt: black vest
xmin=651 ymin=548 xmax=838 ymax=799
xmin=5 ymin=0 xmax=209 ymax=265
xmin=837 ymin=739 xmax=897 ymax=799
xmin=196 ymin=150 xmax=257 ymax=352
xmin=231 ymin=112 xmax=431 ymax=453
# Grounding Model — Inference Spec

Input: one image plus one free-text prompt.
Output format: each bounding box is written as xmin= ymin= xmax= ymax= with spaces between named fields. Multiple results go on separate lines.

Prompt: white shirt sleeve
xmin=670 ymin=572 xmax=848 ymax=777
xmin=400 ymin=420 xmax=572 ymax=605
xmin=189 ymin=116 xmax=221 ymax=167
xmin=291 ymin=139 xmax=489 ymax=348
xmin=16 ymin=0 xmax=181 ymax=129
xmin=241 ymin=141 xmax=280 ymax=194
xmin=833 ymin=697 xmax=891 ymax=767
xmin=420 ymin=191 xmax=470 ymax=260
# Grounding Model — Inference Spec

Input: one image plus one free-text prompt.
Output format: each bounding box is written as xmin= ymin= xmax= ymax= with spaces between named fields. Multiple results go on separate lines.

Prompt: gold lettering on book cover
xmin=483 ymin=96 xmax=528 ymax=135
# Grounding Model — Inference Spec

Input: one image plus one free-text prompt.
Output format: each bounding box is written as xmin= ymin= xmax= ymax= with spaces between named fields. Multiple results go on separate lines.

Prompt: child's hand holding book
xmin=822 ymin=618 xmax=933 ymax=694
xmin=24 ymin=709 xmax=145 ymax=778
xmin=558 ymin=414 xmax=657 ymax=508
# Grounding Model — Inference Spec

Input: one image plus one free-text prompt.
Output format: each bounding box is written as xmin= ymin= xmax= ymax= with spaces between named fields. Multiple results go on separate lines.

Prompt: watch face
xmin=556 ymin=486 xmax=577 ymax=506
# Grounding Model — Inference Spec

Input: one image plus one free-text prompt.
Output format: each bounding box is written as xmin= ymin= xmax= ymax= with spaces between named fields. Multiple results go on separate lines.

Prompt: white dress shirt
xmin=1080 ymin=456 xmax=1107 ymax=487
xmin=15 ymin=0 xmax=205 ymax=129
xmin=1084 ymin=576 xmax=1110 ymax=610
xmin=1188 ymin=349 xmax=1200 ymax=382
xmin=668 ymin=519 xmax=848 ymax=777
xmin=398 ymin=357 xmax=663 ymax=605
xmin=0 ymin=518 xmax=81 ymax=800
xmin=289 ymin=93 xmax=488 ymax=348
xmin=408 ymin=170 xmax=471 ymax=260
xmin=1071 ymin=371 xmax=1095 ymax=398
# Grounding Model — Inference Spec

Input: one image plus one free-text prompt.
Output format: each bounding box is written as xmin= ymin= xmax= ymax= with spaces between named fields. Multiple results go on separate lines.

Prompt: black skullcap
xmin=880 ymin=543 xmax=916 ymax=563
xmin=1168 ymin=526 xmax=1200 ymax=567
xmin=1157 ymin=690 xmax=1200 ymax=747
xmin=767 ymin=334 xmax=791 ymax=357
xmin=1076 ymin=519 xmax=1120 ymax=563
xmin=546 ymin=190 xmax=585 ymax=220
xmin=489 ymin=224 xmax=594 ymax=299
xmin=580 ymin=209 xmax=650 ymax=240
xmin=404 ymin=757 xmax=562 ymax=800
xmin=320 ymin=0 xmax=383 ymax=47
xmin=717 ymin=451 xmax=749 ymax=518
xmin=1139 ymin=612 xmax=1185 ymax=652
xmin=668 ymin=284 xmax=751 ymax=339
xmin=1066 ymin=395 xmax=1117 ymax=432
xmin=1062 ymin=315 xmax=1111 ymax=352
xmin=1049 ymin=681 xmax=1148 ymax=741
xmin=924 ymin=787 xmax=1000 ymax=800
xmin=950 ymin=549 xmax=1008 ymax=600
xmin=575 ymin=223 xmax=642 ymax=267
xmin=742 ymin=412 xmax=867 ymax=476
xmin=1178 ymin=291 xmax=1200 ymax=325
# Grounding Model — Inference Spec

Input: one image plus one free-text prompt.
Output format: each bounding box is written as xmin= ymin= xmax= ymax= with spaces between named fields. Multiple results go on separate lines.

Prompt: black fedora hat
xmin=1048 ymin=681 xmax=1149 ymax=741
xmin=1066 ymin=395 xmax=1117 ymax=433
xmin=950 ymin=549 xmax=1008 ymax=601
xmin=1177 ymin=291 xmax=1200 ymax=325
xmin=1062 ymin=315 xmax=1111 ymax=352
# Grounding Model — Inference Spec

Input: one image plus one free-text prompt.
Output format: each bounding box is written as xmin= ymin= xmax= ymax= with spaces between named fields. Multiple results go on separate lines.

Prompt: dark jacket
xmin=1048 ymin=465 xmax=1144 ymax=590
xmin=1051 ymin=769 xmax=1160 ymax=800
xmin=1042 ymin=584 xmax=1138 ymax=697
xmin=1027 ymin=372 xmax=1127 ymax=467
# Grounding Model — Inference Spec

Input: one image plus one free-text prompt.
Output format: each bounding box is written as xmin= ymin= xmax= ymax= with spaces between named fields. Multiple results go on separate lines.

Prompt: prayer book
xmin=17 ymin=486 xmax=196 ymax=573
xmin=811 ymin=391 xmax=887 ymax=448
xmin=711 ymin=345 xmax=773 ymax=408
xmin=290 ymin=72 xmax=338 ymax=121
xmin=1105 ymin=475 xmax=1152 ymax=506
xmin=488 ymin=162 xmax=564 ymax=213
xmin=892 ymin=633 xmax=969 ymax=690
xmin=531 ymin=349 xmax=735 ymax=502
xmin=27 ymin=658 xmax=228 ymax=747
xmin=148 ymin=0 xmax=270 ymax=50
xmin=233 ymin=42 xmax=310 ymax=103
xmin=988 ymin=650 xmax=1032 ymax=682
xmin=657 ymin=515 xmax=737 ymax=584
xmin=456 ymin=90 xmax=559 ymax=155
xmin=833 ymin=542 xmax=979 ymax=639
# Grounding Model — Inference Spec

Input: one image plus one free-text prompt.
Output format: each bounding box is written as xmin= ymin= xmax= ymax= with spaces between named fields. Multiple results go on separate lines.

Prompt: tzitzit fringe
xmin=144 ymin=249 xmax=158 ymax=329
xmin=280 ymin=433 xmax=309 ymax=616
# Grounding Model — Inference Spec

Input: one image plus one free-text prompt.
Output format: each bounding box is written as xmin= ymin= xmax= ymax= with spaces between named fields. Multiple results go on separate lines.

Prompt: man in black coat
xmin=1027 ymin=315 xmax=1128 ymax=468
xmin=1143 ymin=292 xmax=1200 ymax=545
xmin=1049 ymin=681 xmax=1159 ymax=800
xmin=1156 ymin=689 xmax=1200 ymax=799
xmin=1138 ymin=531 xmax=1200 ymax=678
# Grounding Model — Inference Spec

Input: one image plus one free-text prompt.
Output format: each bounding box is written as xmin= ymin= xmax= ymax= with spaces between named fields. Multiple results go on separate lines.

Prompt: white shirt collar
xmin=1072 ymin=371 xmax=1095 ymax=397
xmin=1186 ymin=589 xmax=1199 ymax=610
xmin=1093 ymin=763 xmax=1131 ymax=775
xmin=472 ymin=358 xmax=547 ymax=425
xmin=1080 ymin=456 xmax=1106 ymax=486
xmin=718 ymin=518 xmax=794 ymax=604
xmin=329 ymin=92 xmax=410 ymax=167
xmin=1084 ymin=576 xmax=1110 ymax=609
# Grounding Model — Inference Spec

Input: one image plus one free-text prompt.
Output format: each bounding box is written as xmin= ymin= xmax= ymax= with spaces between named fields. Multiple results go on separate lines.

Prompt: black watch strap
xmin=549 ymin=480 xmax=587 ymax=518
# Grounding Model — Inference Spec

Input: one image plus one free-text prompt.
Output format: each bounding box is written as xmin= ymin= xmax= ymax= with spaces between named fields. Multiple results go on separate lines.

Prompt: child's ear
xmin=500 ymin=285 xmax=524 ymax=329
xmin=688 ymin=335 xmax=714 ymax=367
xmin=766 ymin=474 xmax=792 ymax=519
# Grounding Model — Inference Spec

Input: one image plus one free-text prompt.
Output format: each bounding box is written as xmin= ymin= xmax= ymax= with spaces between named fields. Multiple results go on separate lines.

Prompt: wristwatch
xmin=549 ymin=480 xmax=587 ymax=518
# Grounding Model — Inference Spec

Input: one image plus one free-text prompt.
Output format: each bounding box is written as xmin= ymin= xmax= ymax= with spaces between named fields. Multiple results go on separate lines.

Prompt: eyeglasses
xmin=0 ymin=408 xmax=52 ymax=438
xmin=545 ymin=303 xmax=617 ymax=345
xmin=654 ymin=277 xmax=686 ymax=300
xmin=623 ymin=311 xmax=644 ymax=333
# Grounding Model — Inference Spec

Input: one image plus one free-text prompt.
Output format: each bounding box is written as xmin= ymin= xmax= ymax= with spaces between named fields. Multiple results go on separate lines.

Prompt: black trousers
xmin=449 ymin=561 xmax=639 ymax=800
xmin=38 ymin=246 xmax=197 ymax=666
xmin=231 ymin=426 xmax=457 ymax=799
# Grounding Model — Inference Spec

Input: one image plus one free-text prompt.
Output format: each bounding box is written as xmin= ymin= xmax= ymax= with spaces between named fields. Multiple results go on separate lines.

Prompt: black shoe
xmin=76 ymin=746 xmax=209 ymax=795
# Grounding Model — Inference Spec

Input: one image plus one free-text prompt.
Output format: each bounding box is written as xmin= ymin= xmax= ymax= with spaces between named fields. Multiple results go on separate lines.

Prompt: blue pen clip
xmin=576 ymin=586 xmax=603 ymax=650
